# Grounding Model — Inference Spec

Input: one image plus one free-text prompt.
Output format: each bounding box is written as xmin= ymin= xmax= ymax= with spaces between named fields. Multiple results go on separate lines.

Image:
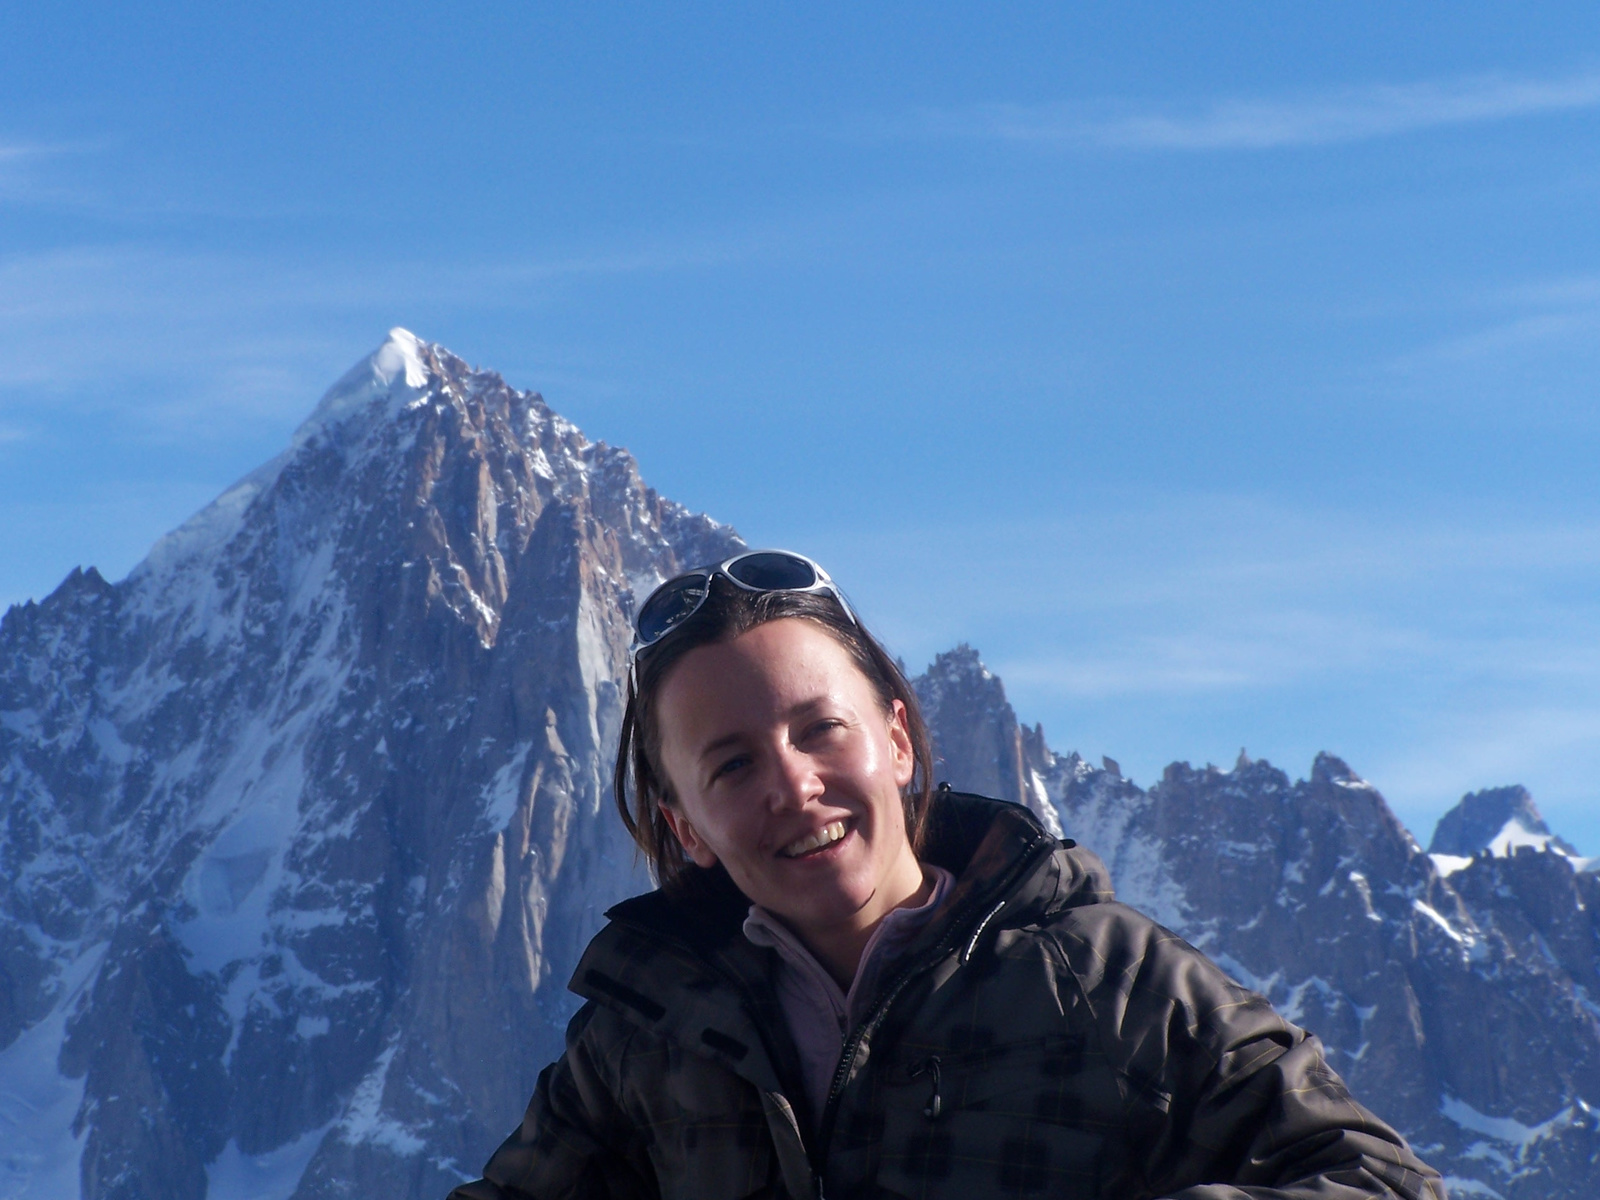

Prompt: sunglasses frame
xmin=626 ymin=550 xmax=858 ymax=692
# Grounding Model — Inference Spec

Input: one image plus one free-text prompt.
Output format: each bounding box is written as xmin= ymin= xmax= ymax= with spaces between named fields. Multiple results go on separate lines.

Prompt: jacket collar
xmin=569 ymin=791 xmax=1107 ymax=1092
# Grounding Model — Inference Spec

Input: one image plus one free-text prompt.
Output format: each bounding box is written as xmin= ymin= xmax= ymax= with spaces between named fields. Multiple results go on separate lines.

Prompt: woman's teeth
xmin=781 ymin=821 xmax=847 ymax=858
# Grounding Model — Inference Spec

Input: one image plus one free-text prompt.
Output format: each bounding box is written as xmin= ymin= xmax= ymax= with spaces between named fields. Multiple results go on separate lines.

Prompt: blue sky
xmin=5 ymin=3 xmax=1600 ymax=850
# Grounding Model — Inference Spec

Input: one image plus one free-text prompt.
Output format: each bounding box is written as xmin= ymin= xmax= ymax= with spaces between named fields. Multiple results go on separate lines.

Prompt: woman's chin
xmin=754 ymin=866 xmax=881 ymax=933
xmin=733 ymin=823 xmax=909 ymax=933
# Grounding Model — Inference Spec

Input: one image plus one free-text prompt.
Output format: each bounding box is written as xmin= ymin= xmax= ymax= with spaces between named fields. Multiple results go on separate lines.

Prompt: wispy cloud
xmin=1382 ymin=270 xmax=1600 ymax=392
xmin=1373 ymin=706 xmax=1600 ymax=801
xmin=917 ymin=70 xmax=1600 ymax=151
xmin=0 ymin=220 xmax=768 ymax=442
xmin=0 ymin=134 xmax=314 ymax=220
xmin=818 ymin=498 xmax=1600 ymax=705
xmin=0 ymin=141 xmax=53 ymax=191
xmin=0 ymin=480 xmax=225 ymax=611
xmin=1400 ymin=307 xmax=1600 ymax=368
xmin=988 ymin=612 xmax=1449 ymax=702
xmin=0 ymin=141 xmax=75 ymax=166
xmin=1485 ymin=275 xmax=1600 ymax=308
xmin=0 ymin=138 xmax=100 ymax=206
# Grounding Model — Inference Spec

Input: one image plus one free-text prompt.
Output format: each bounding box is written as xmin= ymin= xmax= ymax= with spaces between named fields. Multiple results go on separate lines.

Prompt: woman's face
xmin=654 ymin=618 xmax=923 ymax=943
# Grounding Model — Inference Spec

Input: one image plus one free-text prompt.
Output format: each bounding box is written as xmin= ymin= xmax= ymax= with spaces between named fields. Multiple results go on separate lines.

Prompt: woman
xmin=452 ymin=551 xmax=1443 ymax=1200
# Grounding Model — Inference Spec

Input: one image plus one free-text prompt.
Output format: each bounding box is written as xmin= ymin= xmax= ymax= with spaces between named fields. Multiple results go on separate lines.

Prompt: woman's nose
xmin=769 ymin=744 xmax=823 ymax=811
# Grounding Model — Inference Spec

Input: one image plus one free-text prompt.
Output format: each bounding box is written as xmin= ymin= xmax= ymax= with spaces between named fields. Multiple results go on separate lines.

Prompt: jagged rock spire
xmin=1429 ymin=784 xmax=1579 ymax=858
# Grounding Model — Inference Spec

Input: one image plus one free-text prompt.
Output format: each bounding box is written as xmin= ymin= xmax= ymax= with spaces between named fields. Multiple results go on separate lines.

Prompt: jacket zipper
xmin=813 ymin=832 xmax=1054 ymax=1163
xmin=613 ymin=826 xmax=1056 ymax=1197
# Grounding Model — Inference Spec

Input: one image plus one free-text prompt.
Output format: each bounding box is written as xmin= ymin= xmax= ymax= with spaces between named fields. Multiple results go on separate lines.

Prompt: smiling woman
xmin=449 ymin=551 xmax=1446 ymax=1200
xmin=652 ymin=619 xmax=928 ymax=987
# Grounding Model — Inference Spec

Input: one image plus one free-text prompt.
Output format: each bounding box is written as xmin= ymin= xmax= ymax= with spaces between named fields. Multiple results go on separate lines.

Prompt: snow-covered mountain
xmin=0 ymin=331 xmax=739 ymax=1200
xmin=3 ymin=332 xmax=1596 ymax=1199
xmin=1428 ymin=784 xmax=1585 ymax=865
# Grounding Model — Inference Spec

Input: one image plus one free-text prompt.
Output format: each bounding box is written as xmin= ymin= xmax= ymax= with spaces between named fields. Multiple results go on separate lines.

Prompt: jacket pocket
xmin=866 ymin=1035 xmax=1124 ymax=1198
xmin=638 ymin=1046 xmax=781 ymax=1200
xmin=653 ymin=1110 xmax=778 ymax=1200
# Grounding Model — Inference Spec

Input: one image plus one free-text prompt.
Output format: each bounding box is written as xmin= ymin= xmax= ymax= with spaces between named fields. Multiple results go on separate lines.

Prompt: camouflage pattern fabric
xmin=451 ymin=790 xmax=1446 ymax=1200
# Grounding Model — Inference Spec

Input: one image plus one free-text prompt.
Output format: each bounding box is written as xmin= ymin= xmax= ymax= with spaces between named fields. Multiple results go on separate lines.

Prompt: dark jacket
xmin=451 ymin=790 xmax=1445 ymax=1199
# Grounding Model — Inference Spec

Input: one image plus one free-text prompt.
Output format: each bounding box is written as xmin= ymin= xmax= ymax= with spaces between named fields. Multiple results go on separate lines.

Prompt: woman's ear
xmin=660 ymin=802 xmax=720 ymax=869
xmin=887 ymin=699 xmax=915 ymax=789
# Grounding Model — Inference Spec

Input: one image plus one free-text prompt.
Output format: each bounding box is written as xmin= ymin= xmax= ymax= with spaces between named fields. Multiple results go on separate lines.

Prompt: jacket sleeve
xmin=446 ymin=1001 xmax=657 ymax=1200
xmin=1068 ymin=906 xmax=1446 ymax=1200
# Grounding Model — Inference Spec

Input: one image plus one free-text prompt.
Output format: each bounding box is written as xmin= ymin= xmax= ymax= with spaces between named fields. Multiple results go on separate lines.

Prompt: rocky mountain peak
xmin=292 ymin=326 xmax=432 ymax=448
xmin=1429 ymin=783 xmax=1578 ymax=858
xmin=912 ymin=645 xmax=1061 ymax=838
xmin=0 ymin=332 xmax=744 ymax=1200
xmin=1309 ymin=750 xmax=1361 ymax=785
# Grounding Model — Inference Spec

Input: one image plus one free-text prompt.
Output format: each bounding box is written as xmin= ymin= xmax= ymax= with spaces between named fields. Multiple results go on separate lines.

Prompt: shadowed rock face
xmin=914 ymin=652 xmax=1600 ymax=1200
xmin=3 ymin=332 xmax=1597 ymax=1199
xmin=915 ymin=644 xmax=1062 ymax=838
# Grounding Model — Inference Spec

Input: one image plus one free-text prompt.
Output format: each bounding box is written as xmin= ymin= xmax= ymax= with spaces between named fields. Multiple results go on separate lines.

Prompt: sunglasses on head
xmin=628 ymin=550 xmax=858 ymax=685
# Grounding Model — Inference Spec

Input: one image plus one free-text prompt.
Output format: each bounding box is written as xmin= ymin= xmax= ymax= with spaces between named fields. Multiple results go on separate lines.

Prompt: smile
xmin=779 ymin=820 xmax=849 ymax=858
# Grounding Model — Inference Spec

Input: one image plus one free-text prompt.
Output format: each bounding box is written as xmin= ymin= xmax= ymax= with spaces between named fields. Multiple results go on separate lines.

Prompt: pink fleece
xmin=742 ymin=865 xmax=955 ymax=1124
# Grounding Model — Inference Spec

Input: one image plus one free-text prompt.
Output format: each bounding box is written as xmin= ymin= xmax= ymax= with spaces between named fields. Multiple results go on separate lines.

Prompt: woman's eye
xmin=711 ymin=755 xmax=750 ymax=782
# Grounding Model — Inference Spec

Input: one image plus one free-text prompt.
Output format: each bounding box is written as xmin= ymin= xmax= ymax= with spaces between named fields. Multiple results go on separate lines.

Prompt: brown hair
xmin=614 ymin=576 xmax=934 ymax=895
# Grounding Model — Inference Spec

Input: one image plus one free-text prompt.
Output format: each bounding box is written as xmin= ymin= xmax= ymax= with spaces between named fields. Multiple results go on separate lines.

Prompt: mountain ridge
xmin=3 ymin=331 xmax=1597 ymax=1199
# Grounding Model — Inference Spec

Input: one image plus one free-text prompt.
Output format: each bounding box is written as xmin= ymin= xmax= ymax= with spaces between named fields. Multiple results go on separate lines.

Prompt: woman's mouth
xmin=779 ymin=820 xmax=849 ymax=858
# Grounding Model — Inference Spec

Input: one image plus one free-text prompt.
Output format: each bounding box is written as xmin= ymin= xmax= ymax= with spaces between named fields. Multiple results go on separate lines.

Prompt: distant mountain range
xmin=2 ymin=331 xmax=1595 ymax=1199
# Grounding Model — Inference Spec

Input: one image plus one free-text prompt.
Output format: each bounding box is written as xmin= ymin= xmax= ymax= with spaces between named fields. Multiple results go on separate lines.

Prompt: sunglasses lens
xmin=725 ymin=551 xmax=819 ymax=591
xmin=635 ymin=575 xmax=710 ymax=645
